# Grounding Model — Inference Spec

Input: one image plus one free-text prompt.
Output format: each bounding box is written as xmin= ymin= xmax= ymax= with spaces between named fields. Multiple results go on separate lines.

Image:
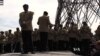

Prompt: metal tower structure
xmin=55 ymin=0 xmax=100 ymax=30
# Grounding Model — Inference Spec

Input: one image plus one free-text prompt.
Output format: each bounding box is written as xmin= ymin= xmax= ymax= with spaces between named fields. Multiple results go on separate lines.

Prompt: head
xmin=34 ymin=28 xmax=38 ymax=31
xmin=43 ymin=11 xmax=48 ymax=16
xmin=59 ymin=24 xmax=62 ymax=29
xmin=9 ymin=29 xmax=12 ymax=34
xmin=49 ymin=25 xmax=52 ymax=29
xmin=16 ymin=27 xmax=20 ymax=31
xmin=71 ymin=22 xmax=74 ymax=25
xmin=74 ymin=24 xmax=78 ymax=29
xmin=97 ymin=25 xmax=100 ymax=29
xmin=82 ymin=21 xmax=87 ymax=26
xmin=70 ymin=22 xmax=75 ymax=27
xmin=1 ymin=31 xmax=4 ymax=35
xmin=23 ymin=4 xmax=29 ymax=12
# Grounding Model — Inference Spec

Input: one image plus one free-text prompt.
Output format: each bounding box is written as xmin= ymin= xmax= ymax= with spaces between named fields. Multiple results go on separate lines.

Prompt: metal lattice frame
xmin=55 ymin=0 xmax=100 ymax=30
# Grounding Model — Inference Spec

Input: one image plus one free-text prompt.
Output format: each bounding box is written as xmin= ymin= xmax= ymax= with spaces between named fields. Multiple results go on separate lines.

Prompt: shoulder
xmin=45 ymin=16 xmax=49 ymax=18
xmin=38 ymin=16 xmax=49 ymax=20
xmin=43 ymin=16 xmax=49 ymax=19
xmin=20 ymin=12 xmax=24 ymax=15
xmin=38 ymin=16 xmax=43 ymax=19
xmin=28 ymin=11 xmax=34 ymax=15
xmin=46 ymin=16 xmax=49 ymax=20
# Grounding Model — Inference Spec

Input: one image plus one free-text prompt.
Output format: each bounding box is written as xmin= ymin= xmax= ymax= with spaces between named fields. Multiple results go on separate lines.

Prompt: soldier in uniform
xmin=79 ymin=22 xmax=93 ymax=55
xmin=68 ymin=22 xmax=80 ymax=52
xmin=19 ymin=4 xmax=34 ymax=54
xmin=13 ymin=27 xmax=22 ymax=52
xmin=62 ymin=27 xmax=69 ymax=50
xmin=53 ymin=30 xmax=59 ymax=51
xmin=32 ymin=28 xmax=40 ymax=51
xmin=58 ymin=25 xmax=66 ymax=50
xmin=5 ymin=30 xmax=14 ymax=53
xmin=48 ymin=25 xmax=54 ymax=51
xmin=4 ymin=31 xmax=8 ymax=53
xmin=93 ymin=40 xmax=100 ymax=56
xmin=0 ymin=31 xmax=6 ymax=53
xmin=95 ymin=25 xmax=100 ymax=41
xmin=37 ymin=11 xmax=53 ymax=51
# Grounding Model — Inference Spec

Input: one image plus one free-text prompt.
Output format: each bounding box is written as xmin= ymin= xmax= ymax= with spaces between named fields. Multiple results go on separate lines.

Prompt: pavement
xmin=0 ymin=51 xmax=82 ymax=56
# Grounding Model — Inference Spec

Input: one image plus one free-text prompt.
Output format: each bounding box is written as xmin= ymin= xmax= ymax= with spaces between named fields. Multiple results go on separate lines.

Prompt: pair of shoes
xmin=21 ymin=52 xmax=28 ymax=54
xmin=39 ymin=50 xmax=46 ymax=52
xmin=31 ymin=51 xmax=35 ymax=54
xmin=21 ymin=51 xmax=35 ymax=54
xmin=28 ymin=51 xmax=35 ymax=54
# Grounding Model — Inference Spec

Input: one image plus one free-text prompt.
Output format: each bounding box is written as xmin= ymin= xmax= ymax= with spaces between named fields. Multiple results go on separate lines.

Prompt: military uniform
xmin=93 ymin=40 xmax=100 ymax=56
xmin=52 ymin=30 xmax=59 ymax=51
xmin=32 ymin=29 xmax=40 ymax=51
xmin=79 ymin=23 xmax=93 ymax=55
xmin=68 ymin=24 xmax=80 ymax=52
xmin=95 ymin=25 xmax=100 ymax=41
xmin=19 ymin=11 xmax=34 ymax=53
xmin=58 ymin=28 xmax=66 ymax=50
xmin=4 ymin=30 xmax=14 ymax=53
xmin=37 ymin=13 xmax=53 ymax=51
xmin=48 ymin=28 xmax=54 ymax=51
xmin=0 ymin=32 xmax=6 ymax=53
xmin=13 ymin=29 xmax=22 ymax=52
xmin=63 ymin=28 xmax=69 ymax=50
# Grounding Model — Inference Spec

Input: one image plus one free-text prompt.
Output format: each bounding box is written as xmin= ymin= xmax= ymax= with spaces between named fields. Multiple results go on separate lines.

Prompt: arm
xmin=19 ymin=13 xmax=23 ymax=28
xmin=47 ymin=17 xmax=53 ymax=26
xmin=37 ymin=17 xmax=40 ymax=25
xmin=28 ymin=12 xmax=34 ymax=21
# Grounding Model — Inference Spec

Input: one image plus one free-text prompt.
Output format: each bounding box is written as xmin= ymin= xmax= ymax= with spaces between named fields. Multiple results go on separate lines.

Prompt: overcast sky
xmin=0 ymin=0 xmax=58 ymax=32
xmin=0 ymin=0 xmax=100 ymax=33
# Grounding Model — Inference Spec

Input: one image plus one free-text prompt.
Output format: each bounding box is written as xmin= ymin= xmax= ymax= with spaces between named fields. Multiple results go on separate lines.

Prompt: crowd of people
xmin=0 ymin=4 xmax=100 ymax=56
xmin=0 ymin=21 xmax=99 ymax=55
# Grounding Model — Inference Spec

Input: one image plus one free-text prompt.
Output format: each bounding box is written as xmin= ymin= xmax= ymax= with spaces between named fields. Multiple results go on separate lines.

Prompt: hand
xmin=51 ymin=24 xmax=55 ymax=26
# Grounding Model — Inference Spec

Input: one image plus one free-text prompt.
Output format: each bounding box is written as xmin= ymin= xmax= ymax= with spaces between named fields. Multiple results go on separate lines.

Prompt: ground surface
xmin=0 ymin=51 xmax=81 ymax=56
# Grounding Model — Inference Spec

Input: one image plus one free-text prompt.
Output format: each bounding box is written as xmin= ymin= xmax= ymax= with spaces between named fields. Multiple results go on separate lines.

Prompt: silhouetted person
xmin=0 ymin=31 xmax=6 ymax=53
xmin=13 ymin=27 xmax=22 ymax=52
xmin=68 ymin=23 xmax=79 ymax=52
xmin=19 ymin=4 xmax=34 ymax=54
xmin=48 ymin=25 xmax=54 ymax=51
xmin=93 ymin=40 xmax=100 ymax=56
xmin=37 ymin=11 xmax=53 ymax=52
xmin=5 ymin=30 xmax=14 ymax=53
xmin=79 ymin=22 xmax=93 ymax=55
xmin=58 ymin=25 xmax=67 ymax=50
xmin=95 ymin=25 xmax=100 ymax=41
xmin=32 ymin=28 xmax=40 ymax=51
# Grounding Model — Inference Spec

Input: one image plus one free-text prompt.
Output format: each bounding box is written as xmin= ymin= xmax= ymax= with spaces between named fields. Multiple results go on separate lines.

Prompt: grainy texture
xmin=0 ymin=51 xmax=81 ymax=56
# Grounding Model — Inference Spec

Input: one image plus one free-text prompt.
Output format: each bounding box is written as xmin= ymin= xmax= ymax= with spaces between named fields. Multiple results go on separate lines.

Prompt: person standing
xmin=37 ymin=11 xmax=53 ymax=52
xmin=19 ymin=4 xmax=34 ymax=54
xmin=0 ymin=31 xmax=6 ymax=53
xmin=93 ymin=40 xmax=100 ymax=56
xmin=13 ymin=27 xmax=22 ymax=52
xmin=79 ymin=22 xmax=93 ymax=55
xmin=5 ymin=30 xmax=14 ymax=53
